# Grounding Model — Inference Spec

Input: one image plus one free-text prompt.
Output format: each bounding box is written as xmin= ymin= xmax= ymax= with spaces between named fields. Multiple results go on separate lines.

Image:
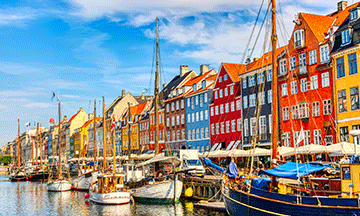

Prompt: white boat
xmin=47 ymin=179 xmax=72 ymax=192
xmin=72 ymin=171 xmax=98 ymax=191
xmin=89 ymin=173 xmax=130 ymax=205
xmin=132 ymin=179 xmax=183 ymax=204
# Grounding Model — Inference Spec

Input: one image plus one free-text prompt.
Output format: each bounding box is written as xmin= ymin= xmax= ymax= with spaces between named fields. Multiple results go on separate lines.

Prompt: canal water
xmin=0 ymin=176 xmax=227 ymax=216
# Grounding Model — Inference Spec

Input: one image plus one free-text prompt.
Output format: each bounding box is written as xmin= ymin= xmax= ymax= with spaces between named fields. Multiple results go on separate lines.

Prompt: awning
xmin=136 ymin=154 xmax=181 ymax=168
xmin=230 ymin=140 xmax=241 ymax=150
xmin=225 ymin=141 xmax=236 ymax=151
xmin=260 ymin=162 xmax=331 ymax=179
xmin=215 ymin=143 xmax=222 ymax=151
xmin=210 ymin=143 xmax=220 ymax=152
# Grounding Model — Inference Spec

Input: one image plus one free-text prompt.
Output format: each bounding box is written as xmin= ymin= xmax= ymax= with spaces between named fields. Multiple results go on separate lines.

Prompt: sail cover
xmin=259 ymin=162 xmax=331 ymax=179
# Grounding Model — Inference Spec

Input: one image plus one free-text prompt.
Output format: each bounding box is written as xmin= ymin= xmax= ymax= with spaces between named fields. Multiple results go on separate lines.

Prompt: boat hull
xmin=223 ymin=181 xmax=360 ymax=216
xmin=9 ymin=174 xmax=27 ymax=181
xmin=89 ymin=190 xmax=130 ymax=205
xmin=132 ymin=180 xmax=183 ymax=204
xmin=28 ymin=172 xmax=49 ymax=181
xmin=47 ymin=180 xmax=72 ymax=192
xmin=72 ymin=172 xmax=98 ymax=191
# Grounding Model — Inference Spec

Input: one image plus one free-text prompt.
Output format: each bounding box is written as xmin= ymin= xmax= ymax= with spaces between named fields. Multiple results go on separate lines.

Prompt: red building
xmin=279 ymin=7 xmax=351 ymax=149
xmin=149 ymin=108 xmax=165 ymax=152
xmin=209 ymin=63 xmax=246 ymax=150
xmin=138 ymin=114 xmax=149 ymax=152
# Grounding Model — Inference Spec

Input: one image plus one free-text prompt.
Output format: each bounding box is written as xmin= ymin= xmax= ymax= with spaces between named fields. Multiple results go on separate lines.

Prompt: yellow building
xmin=73 ymin=130 xmax=81 ymax=158
xmin=331 ymin=11 xmax=360 ymax=143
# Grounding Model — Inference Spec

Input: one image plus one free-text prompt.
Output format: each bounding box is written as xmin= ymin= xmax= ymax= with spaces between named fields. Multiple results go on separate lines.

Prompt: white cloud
xmin=23 ymin=102 xmax=52 ymax=109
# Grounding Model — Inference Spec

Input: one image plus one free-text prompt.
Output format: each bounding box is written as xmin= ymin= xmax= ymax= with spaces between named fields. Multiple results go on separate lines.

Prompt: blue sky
xmin=0 ymin=0 xmax=343 ymax=147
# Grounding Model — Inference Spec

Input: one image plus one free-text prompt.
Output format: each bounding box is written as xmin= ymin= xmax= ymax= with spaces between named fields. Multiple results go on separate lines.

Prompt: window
xmin=187 ymin=98 xmax=190 ymax=107
xmin=299 ymin=53 xmax=306 ymax=67
xmin=192 ymin=113 xmax=194 ymax=122
xmin=195 ymin=95 xmax=199 ymax=106
xmin=323 ymin=99 xmax=332 ymax=115
xmin=181 ymin=114 xmax=185 ymax=124
xmin=166 ymin=118 xmax=170 ymax=127
xmin=221 ymin=122 xmax=224 ymax=134
xmin=211 ymin=124 xmax=215 ymax=135
xmin=337 ymin=57 xmax=345 ymax=78
xmin=294 ymin=29 xmax=305 ymax=48
xmin=299 ymin=103 xmax=309 ymax=118
xmin=192 ymin=129 xmax=195 ymax=140
xmin=244 ymin=119 xmax=248 ymax=137
xmin=312 ymin=101 xmax=320 ymax=117
xmin=257 ymin=72 xmax=264 ymax=84
xmin=259 ymin=116 xmax=266 ymax=136
xmin=196 ymin=129 xmax=199 ymax=139
xmin=314 ymin=129 xmax=321 ymax=145
xmin=349 ymin=53 xmax=357 ymax=75
xmin=269 ymin=114 xmax=272 ymax=134
xmin=341 ymin=29 xmax=350 ymax=44
xmin=280 ymin=59 xmax=287 ymax=75
xmin=282 ymin=83 xmax=288 ymax=96
xmin=200 ymin=111 xmax=203 ymax=121
xmin=310 ymin=75 xmax=318 ymax=90
xmin=230 ymin=86 xmax=234 ymax=95
xmin=224 ymin=87 xmax=228 ymax=97
xmin=171 ymin=102 xmax=175 ymax=111
xmin=237 ymin=119 xmax=242 ymax=131
xmin=200 ymin=94 xmax=203 ymax=107
xmin=204 ymin=92 xmax=208 ymax=103
xmin=351 ymin=87 xmax=359 ymax=110
xmin=292 ymin=105 xmax=299 ymax=119
xmin=268 ymin=90 xmax=272 ymax=103
xmin=249 ymin=75 xmax=255 ymax=87
xmin=325 ymin=135 xmax=333 ymax=145
xmin=250 ymin=118 xmax=257 ymax=136
xmin=340 ymin=126 xmax=349 ymax=142
xmin=191 ymin=97 xmax=194 ymax=109
xmin=236 ymin=100 xmax=241 ymax=110
xmin=200 ymin=128 xmax=204 ymax=139
xmin=205 ymin=127 xmax=209 ymax=138
xmin=250 ymin=94 xmax=256 ymax=107
xmin=187 ymin=114 xmax=190 ymax=123
xmin=219 ymin=89 xmax=223 ymax=98
xmin=216 ymin=123 xmax=219 ymax=134
xmin=196 ymin=112 xmax=199 ymax=122
xmin=322 ymin=72 xmax=329 ymax=88
xmin=176 ymin=115 xmax=180 ymax=125
xmin=219 ymin=76 xmax=222 ymax=83
xmin=243 ymin=77 xmax=247 ymax=88
xmin=304 ymin=130 xmax=310 ymax=145
xmin=172 ymin=131 xmax=176 ymax=141
xmin=289 ymin=57 xmax=296 ymax=70
xmin=188 ymin=130 xmax=192 ymax=140
xmin=226 ymin=121 xmax=230 ymax=133
xmin=353 ymin=125 xmax=360 ymax=144
xmin=166 ymin=104 xmax=169 ymax=113
xmin=224 ymin=74 xmax=228 ymax=81
xmin=182 ymin=129 xmax=185 ymax=140
xmin=283 ymin=132 xmax=290 ymax=147
xmin=351 ymin=9 xmax=358 ymax=21
xmin=267 ymin=69 xmax=272 ymax=81
xmin=258 ymin=92 xmax=265 ymax=105
xmin=210 ymin=107 xmax=214 ymax=116
xmin=230 ymin=102 xmax=235 ymax=112
xmin=283 ymin=107 xmax=289 ymax=121
xmin=320 ymin=45 xmax=329 ymax=63
xmin=243 ymin=96 xmax=248 ymax=108
xmin=176 ymin=101 xmax=179 ymax=110
xmin=291 ymin=81 xmax=297 ymax=94
xmin=309 ymin=49 xmax=317 ymax=65
xmin=299 ymin=78 xmax=307 ymax=92
xmin=293 ymin=131 xmax=301 ymax=147
xmin=220 ymin=104 xmax=224 ymax=114
xmin=215 ymin=91 xmax=218 ymax=99
xmin=338 ymin=90 xmax=347 ymax=113
xmin=215 ymin=106 xmax=219 ymax=115
xmin=204 ymin=110 xmax=209 ymax=120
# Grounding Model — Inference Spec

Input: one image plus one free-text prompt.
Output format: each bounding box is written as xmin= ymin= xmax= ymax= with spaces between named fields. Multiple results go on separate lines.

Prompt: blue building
xmin=185 ymin=65 xmax=217 ymax=152
xmin=47 ymin=133 xmax=53 ymax=156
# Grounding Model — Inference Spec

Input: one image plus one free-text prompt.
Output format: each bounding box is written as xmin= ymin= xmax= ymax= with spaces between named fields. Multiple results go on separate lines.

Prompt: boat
xmin=128 ymin=18 xmax=183 ymax=204
xmin=88 ymin=97 xmax=130 ymax=205
xmin=222 ymin=1 xmax=360 ymax=215
xmin=9 ymin=119 xmax=28 ymax=182
xmin=47 ymin=97 xmax=72 ymax=192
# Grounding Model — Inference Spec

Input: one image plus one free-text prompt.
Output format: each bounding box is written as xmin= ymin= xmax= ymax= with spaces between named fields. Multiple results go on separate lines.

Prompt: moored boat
xmin=47 ymin=179 xmax=72 ymax=192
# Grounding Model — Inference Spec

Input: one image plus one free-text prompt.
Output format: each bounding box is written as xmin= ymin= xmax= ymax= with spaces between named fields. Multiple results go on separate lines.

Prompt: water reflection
xmin=0 ymin=176 xmax=227 ymax=216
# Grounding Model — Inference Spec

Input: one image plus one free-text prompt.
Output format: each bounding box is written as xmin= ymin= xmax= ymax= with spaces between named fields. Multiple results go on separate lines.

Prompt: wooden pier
xmin=180 ymin=175 xmax=222 ymax=200
xmin=193 ymin=201 xmax=226 ymax=213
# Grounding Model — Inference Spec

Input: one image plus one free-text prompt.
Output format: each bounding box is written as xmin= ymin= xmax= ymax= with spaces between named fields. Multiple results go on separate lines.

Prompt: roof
xmin=183 ymin=69 xmax=215 ymax=86
xmin=328 ymin=2 xmax=360 ymax=26
xmin=161 ymin=70 xmax=194 ymax=101
xmin=301 ymin=13 xmax=335 ymax=43
xmin=221 ymin=63 xmax=246 ymax=82
xmin=188 ymin=82 xmax=214 ymax=96
xmin=245 ymin=45 xmax=288 ymax=72
xmin=68 ymin=109 xmax=82 ymax=123
xmin=82 ymin=117 xmax=102 ymax=128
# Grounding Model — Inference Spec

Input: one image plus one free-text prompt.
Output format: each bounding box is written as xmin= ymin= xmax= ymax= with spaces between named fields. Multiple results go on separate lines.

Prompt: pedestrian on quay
xmin=224 ymin=157 xmax=239 ymax=179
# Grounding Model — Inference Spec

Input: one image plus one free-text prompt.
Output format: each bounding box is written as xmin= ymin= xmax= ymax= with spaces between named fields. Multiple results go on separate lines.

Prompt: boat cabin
xmin=340 ymin=163 xmax=360 ymax=198
xmin=92 ymin=174 xmax=125 ymax=194
xmin=309 ymin=177 xmax=341 ymax=197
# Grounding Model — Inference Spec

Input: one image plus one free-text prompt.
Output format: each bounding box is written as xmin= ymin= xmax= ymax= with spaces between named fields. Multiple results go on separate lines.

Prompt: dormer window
xmin=219 ymin=76 xmax=222 ymax=83
xmin=341 ymin=29 xmax=351 ymax=45
xmin=350 ymin=9 xmax=359 ymax=21
xmin=182 ymin=86 xmax=185 ymax=94
xmin=193 ymin=83 xmax=197 ymax=91
xmin=294 ymin=29 xmax=305 ymax=48
xmin=202 ymin=80 xmax=206 ymax=88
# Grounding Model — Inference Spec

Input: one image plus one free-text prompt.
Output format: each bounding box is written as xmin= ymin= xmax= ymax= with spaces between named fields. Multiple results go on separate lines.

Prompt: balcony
xmin=293 ymin=65 xmax=309 ymax=78
xmin=294 ymin=40 xmax=305 ymax=49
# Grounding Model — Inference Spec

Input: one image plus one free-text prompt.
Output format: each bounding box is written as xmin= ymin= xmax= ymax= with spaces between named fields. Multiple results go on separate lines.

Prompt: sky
xmin=0 ymin=0 xmax=348 ymax=147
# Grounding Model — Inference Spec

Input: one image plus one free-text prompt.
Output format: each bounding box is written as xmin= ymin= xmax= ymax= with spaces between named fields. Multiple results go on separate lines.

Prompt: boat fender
xmin=185 ymin=187 xmax=193 ymax=197
xmin=84 ymin=193 xmax=90 ymax=199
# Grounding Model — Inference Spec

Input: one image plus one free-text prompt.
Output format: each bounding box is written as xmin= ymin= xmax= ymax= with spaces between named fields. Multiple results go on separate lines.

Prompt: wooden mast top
xmin=154 ymin=17 xmax=159 ymax=156
xmin=17 ymin=119 xmax=20 ymax=168
xmin=102 ymin=96 xmax=106 ymax=173
xmin=271 ymin=0 xmax=278 ymax=166
xmin=94 ymin=99 xmax=97 ymax=170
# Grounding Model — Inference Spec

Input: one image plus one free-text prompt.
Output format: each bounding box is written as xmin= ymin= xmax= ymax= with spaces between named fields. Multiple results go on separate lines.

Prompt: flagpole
xmin=113 ymin=117 xmax=116 ymax=175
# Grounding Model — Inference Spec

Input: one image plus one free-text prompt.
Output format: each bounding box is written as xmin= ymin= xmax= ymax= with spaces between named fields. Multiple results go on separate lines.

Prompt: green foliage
xmin=0 ymin=155 xmax=12 ymax=165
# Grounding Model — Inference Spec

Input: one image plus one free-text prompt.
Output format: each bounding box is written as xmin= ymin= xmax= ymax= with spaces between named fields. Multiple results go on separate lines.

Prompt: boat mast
xmin=94 ymin=99 xmax=97 ymax=170
xmin=271 ymin=0 xmax=278 ymax=167
xmin=127 ymin=102 xmax=132 ymax=162
xmin=112 ymin=116 xmax=116 ymax=175
xmin=17 ymin=119 xmax=20 ymax=168
xmin=36 ymin=122 xmax=39 ymax=166
xmin=154 ymin=17 xmax=159 ymax=156
xmin=40 ymin=123 xmax=43 ymax=169
xmin=58 ymin=98 xmax=62 ymax=178
xmin=32 ymin=138 xmax=34 ymax=166
xmin=103 ymin=96 xmax=106 ymax=173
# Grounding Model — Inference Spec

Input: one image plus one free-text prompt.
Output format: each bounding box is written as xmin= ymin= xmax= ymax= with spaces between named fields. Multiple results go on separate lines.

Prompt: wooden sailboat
xmin=47 ymin=98 xmax=72 ymax=192
xmin=130 ymin=17 xmax=183 ymax=204
xmin=72 ymin=100 xmax=99 ymax=191
xmin=88 ymin=97 xmax=130 ymax=205
xmin=222 ymin=1 xmax=360 ymax=215
xmin=9 ymin=119 xmax=28 ymax=182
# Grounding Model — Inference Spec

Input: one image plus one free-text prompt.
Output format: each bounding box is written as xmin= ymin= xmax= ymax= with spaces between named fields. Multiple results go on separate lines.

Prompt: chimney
xmin=338 ymin=1 xmax=348 ymax=12
xmin=122 ymin=90 xmax=125 ymax=97
xmin=80 ymin=107 xmax=83 ymax=111
xmin=180 ymin=65 xmax=189 ymax=77
xmin=88 ymin=113 xmax=94 ymax=120
xmin=141 ymin=91 xmax=145 ymax=100
xmin=163 ymin=83 xmax=167 ymax=89
xmin=245 ymin=58 xmax=251 ymax=64
xmin=253 ymin=57 xmax=259 ymax=62
xmin=200 ymin=64 xmax=209 ymax=75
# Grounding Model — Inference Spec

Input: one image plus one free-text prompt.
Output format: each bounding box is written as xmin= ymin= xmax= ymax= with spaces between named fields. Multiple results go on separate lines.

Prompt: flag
xmin=51 ymin=92 xmax=55 ymax=101
xmin=296 ymin=127 xmax=305 ymax=147
xmin=111 ymin=117 xmax=115 ymax=133
xmin=25 ymin=122 xmax=30 ymax=127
